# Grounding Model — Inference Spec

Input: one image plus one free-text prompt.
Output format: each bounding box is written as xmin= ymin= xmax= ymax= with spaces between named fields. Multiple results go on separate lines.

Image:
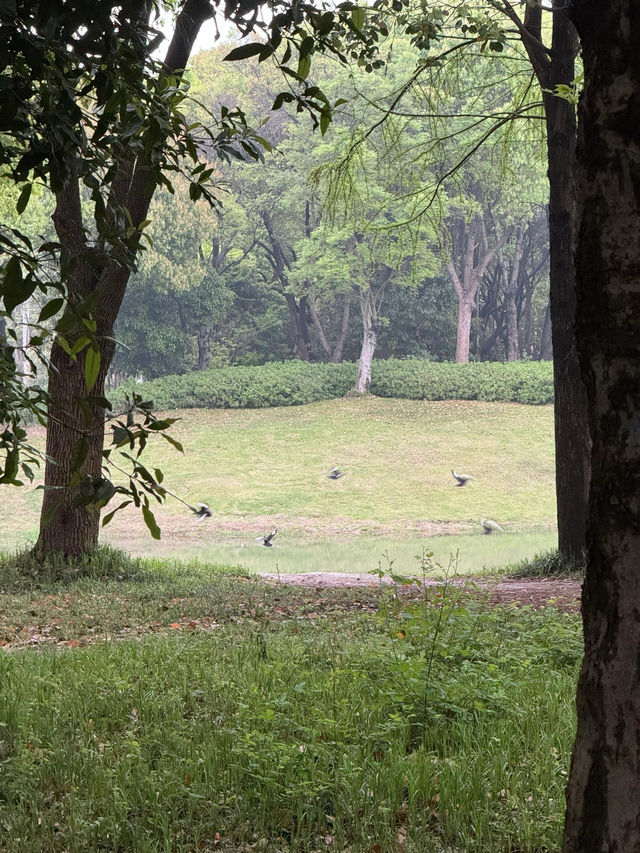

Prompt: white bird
xmin=191 ymin=503 xmax=212 ymax=522
xmin=256 ymin=529 xmax=277 ymax=547
xmin=480 ymin=518 xmax=503 ymax=534
xmin=452 ymin=469 xmax=475 ymax=487
xmin=327 ymin=467 xmax=344 ymax=480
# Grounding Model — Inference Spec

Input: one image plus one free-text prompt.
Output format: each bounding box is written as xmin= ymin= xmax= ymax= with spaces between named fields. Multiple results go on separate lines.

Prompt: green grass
xmin=1 ymin=398 xmax=557 ymax=573
xmin=0 ymin=558 xmax=580 ymax=853
xmin=149 ymin=531 xmax=558 ymax=576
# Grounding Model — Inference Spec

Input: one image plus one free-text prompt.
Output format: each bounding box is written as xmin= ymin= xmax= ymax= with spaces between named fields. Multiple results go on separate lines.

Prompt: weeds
xmin=510 ymin=548 xmax=585 ymax=579
xmin=0 ymin=552 xmax=580 ymax=852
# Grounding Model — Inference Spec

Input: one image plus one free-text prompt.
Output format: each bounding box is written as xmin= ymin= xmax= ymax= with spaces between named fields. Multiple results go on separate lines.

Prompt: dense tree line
xmin=108 ymin=39 xmax=550 ymax=382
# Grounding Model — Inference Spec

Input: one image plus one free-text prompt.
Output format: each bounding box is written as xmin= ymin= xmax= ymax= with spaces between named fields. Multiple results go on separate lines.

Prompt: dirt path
xmin=259 ymin=572 xmax=582 ymax=612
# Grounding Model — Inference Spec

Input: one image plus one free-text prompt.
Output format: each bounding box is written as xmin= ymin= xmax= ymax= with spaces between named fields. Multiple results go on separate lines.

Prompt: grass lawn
xmin=2 ymin=398 xmax=556 ymax=573
xmin=0 ymin=554 xmax=579 ymax=853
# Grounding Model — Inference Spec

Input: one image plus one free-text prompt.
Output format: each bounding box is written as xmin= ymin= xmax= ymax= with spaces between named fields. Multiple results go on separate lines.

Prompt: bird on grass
xmin=480 ymin=518 xmax=503 ymax=534
xmin=256 ymin=529 xmax=277 ymax=547
xmin=189 ymin=503 xmax=212 ymax=522
xmin=327 ymin=467 xmax=344 ymax=480
xmin=452 ymin=469 xmax=475 ymax=487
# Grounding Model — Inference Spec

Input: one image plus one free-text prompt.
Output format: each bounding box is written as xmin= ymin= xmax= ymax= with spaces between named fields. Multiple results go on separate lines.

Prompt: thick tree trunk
xmin=563 ymin=2 xmax=640 ymax=849
xmin=354 ymin=287 xmax=377 ymax=394
xmin=514 ymin=0 xmax=590 ymax=558
xmin=36 ymin=0 xmax=210 ymax=557
xmin=543 ymin=9 xmax=590 ymax=559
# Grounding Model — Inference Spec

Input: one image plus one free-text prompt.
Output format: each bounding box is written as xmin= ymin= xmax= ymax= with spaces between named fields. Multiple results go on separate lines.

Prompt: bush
xmin=109 ymin=358 xmax=554 ymax=412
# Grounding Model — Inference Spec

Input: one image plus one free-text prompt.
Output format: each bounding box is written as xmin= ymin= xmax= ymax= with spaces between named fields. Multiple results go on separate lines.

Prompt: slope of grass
xmin=0 ymin=398 xmax=556 ymax=567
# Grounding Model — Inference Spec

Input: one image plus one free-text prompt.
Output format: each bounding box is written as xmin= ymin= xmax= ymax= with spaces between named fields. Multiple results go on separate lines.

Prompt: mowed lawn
xmin=0 ymin=398 xmax=556 ymax=560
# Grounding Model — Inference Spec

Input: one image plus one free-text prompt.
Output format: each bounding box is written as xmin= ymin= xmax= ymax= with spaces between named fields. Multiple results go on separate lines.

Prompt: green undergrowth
xmin=510 ymin=549 xmax=585 ymax=579
xmin=0 ymin=550 xmax=580 ymax=852
xmin=111 ymin=358 xmax=554 ymax=412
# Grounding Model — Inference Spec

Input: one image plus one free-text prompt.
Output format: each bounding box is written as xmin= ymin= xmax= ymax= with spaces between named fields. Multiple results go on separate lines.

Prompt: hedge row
xmin=110 ymin=358 xmax=553 ymax=412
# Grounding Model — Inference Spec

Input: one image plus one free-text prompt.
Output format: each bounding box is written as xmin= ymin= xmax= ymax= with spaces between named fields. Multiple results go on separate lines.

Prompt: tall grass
xmin=0 ymin=563 xmax=580 ymax=853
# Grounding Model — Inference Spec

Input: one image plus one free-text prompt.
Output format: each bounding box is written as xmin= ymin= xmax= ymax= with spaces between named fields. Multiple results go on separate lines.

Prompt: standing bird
xmin=190 ymin=503 xmax=212 ymax=522
xmin=480 ymin=518 xmax=503 ymax=534
xmin=452 ymin=469 xmax=475 ymax=487
xmin=327 ymin=467 xmax=344 ymax=480
xmin=256 ymin=529 xmax=277 ymax=547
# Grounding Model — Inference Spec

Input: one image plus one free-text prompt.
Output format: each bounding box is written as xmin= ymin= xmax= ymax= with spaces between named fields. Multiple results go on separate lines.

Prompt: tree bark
xmin=502 ymin=0 xmax=590 ymax=558
xmin=354 ymin=286 xmax=378 ymax=394
xmin=455 ymin=296 xmax=474 ymax=363
xmin=500 ymin=227 xmax=523 ymax=362
xmin=36 ymin=0 xmax=211 ymax=556
xmin=197 ymin=328 xmax=211 ymax=370
xmin=563 ymin=2 xmax=640 ymax=849
xmin=543 ymin=7 xmax=590 ymax=560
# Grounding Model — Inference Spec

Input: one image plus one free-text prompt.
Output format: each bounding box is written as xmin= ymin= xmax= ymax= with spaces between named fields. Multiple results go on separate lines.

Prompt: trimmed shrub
xmin=109 ymin=358 xmax=553 ymax=412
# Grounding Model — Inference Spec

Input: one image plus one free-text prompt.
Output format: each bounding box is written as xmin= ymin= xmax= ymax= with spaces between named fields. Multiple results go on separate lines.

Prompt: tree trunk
xmin=455 ymin=296 xmax=474 ymax=363
xmin=36 ymin=0 xmax=210 ymax=557
xmin=354 ymin=287 xmax=377 ymax=394
xmin=197 ymin=328 xmax=211 ymax=371
xmin=542 ymin=8 xmax=590 ymax=560
xmin=538 ymin=301 xmax=553 ymax=360
xmin=501 ymin=228 xmax=523 ymax=362
xmin=563 ymin=2 xmax=640 ymax=849
xmin=510 ymin=0 xmax=590 ymax=558
xmin=285 ymin=293 xmax=310 ymax=361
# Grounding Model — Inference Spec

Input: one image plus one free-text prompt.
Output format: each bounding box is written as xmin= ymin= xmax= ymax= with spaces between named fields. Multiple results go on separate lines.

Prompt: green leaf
xmin=223 ymin=43 xmax=264 ymax=62
xmin=351 ymin=7 xmax=365 ymax=30
xmin=297 ymin=54 xmax=312 ymax=80
xmin=69 ymin=336 xmax=90 ymax=357
xmin=2 ymin=256 xmax=37 ymax=313
xmin=161 ymin=433 xmax=184 ymax=453
xmin=37 ymin=298 xmax=64 ymax=323
xmin=84 ymin=345 xmax=101 ymax=391
xmin=16 ymin=183 xmax=32 ymax=215
xmin=299 ymin=35 xmax=315 ymax=59
xmin=320 ymin=111 xmax=331 ymax=136
xmin=142 ymin=505 xmax=161 ymax=539
xmin=102 ymin=500 xmax=133 ymax=527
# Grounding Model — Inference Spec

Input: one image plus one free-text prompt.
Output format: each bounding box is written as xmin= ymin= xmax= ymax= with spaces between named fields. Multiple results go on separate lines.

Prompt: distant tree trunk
xmin=500 ymin=227 xmax=523 ymax=361
xmin=284 ymin=293 xmax=310 ymax=361
xmin=354 ymin=286 xmax=378 ymax=394
xmin=308 ymin=291 xmax=351 ymax=363
xmin=563 ymin=2 xmax=640 ymax=849
xmin=446 ymin=214 xmax=510 ymax=363
xmin=197 ymin=328 xmax=211 ymax=370
xmin=455 ymin=296 xmax=474 ymax=363
xmin=538 ymin=301 xmax=553 ymax=360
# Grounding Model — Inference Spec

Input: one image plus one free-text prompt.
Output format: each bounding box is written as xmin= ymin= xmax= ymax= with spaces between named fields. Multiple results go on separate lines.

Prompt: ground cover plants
xmin=0 ymin=550 xmax=579 ymax=852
